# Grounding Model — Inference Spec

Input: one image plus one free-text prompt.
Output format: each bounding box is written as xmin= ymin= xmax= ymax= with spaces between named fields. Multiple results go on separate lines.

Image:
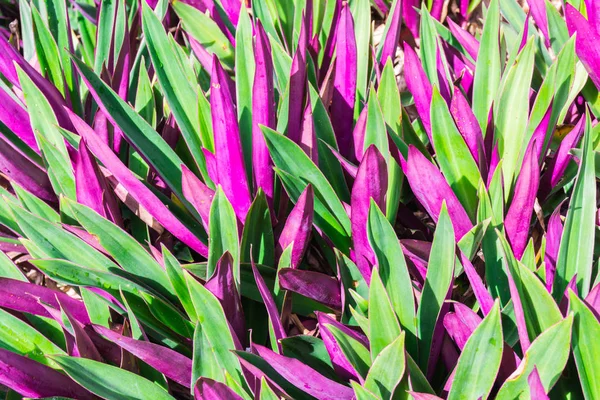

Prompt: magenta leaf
xmin=211 ymin=56 xmax=252 ymax=221
xmin=351 ymin=145 xmax=387 ymax=281
xmin=277 ymin=185 xmax=314 ymax=269
xmin=278 ymin=269 xmax=342 ymax=311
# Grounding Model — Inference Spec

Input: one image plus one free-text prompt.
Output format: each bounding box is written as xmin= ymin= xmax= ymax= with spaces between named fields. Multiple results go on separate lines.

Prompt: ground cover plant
xmin=0 ymin=0 xmax=599 ymax=398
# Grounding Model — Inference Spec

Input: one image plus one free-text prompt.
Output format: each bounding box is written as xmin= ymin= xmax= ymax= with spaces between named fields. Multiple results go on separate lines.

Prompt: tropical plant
xmin=0 ymin=0 xmax=598 ymax=398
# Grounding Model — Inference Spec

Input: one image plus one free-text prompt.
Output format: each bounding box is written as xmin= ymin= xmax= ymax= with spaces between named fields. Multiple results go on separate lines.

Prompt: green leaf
xmin=351 ymin=382 xmax=380 ymax=400
xmin=17 ymin=67 xmax=75 ymax=199
xmin=70 ymin=55 xmax=193 ymax=212
xmin=378 ymin=60 xmax=402 ymax=136
xmin=259 ymin=377 xmax=280 ymax=400
xmin=328 ymin=324 xmax=371 ymax=379
xmin=367 ymin=201 xmax=417 ymax=356
xmin=263 ymin=127 xmax=351 ymax=251
xmin=473 ymin=0 xmax=501 ymax=131
xmin=31 ymin=5 xmax=65 ymax=96
xmin=570 ymin=291 xmax=600 ymax=400
xmin=134 ymin=57 xmax=156 ymax=126
xmin=50 ymin=355 xmax=175 ymax=400
xmin=80 ymin=287 xmax=112 ymax=328
xmin=496 ymin=316 xmax=573 ymax=399
xmin=0 ymin=251 xmax=27 ymax=281
xmin=495 ymin=39 xmax=536 ymax=194
xmin=430 ymin=87 xmax=481 ymax=217
xmin=364 ymin=86 xmax=389 ymax=155
xmin=241 ymin=191 xmax=275 ymax=267
xmin=497 ymin=232 xmax=563 ymax=339
xmin=281 ymin=335 xmax=337 ymax=381
xmin=0 ymin=307 xmax=65 ymax=367
xmin=448 ymin=301 xmax=503 ymax=400
xmin=208 ymin=187 xmax=240 ymax=284
xmin=235 ymin=5 xmax=255 ymax=185
xmin=13 ymin=184 xmax=59 ymax=223
xmin=31 ymin=258 xmax=193 ymax=340
xmin=364 ymin=332 xmax=406 ymax=399
xmin=142 ymin=3 xmax=209 ymax=175
xmin=554 ymin=112 xmax=596 ymax=298
xmin=417 ymin=202 xmax=455 ymax=371
xmin=368 ymin=267 xmax=402 ymax=360
xmin=163 ymin=246 xmax=197 ymax=321
xmin=94 ymin=0 xmax=117 ymax=72
xmin=61 ymin=198 xmax=176 ymax=303
xmin=186 ymin=274 xmax=247 ymax=393
xmin=9 ymin=203 xmax=117 ymax=272
xmin=172 ymin=1 xmax=234 ymax=69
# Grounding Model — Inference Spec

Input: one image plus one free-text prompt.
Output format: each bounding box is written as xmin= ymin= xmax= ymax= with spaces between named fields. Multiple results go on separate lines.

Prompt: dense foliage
xmin=0 ymin=0 xmax=599 ymax=398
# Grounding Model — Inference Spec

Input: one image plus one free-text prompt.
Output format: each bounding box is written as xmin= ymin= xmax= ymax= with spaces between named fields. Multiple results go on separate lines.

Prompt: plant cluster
xmin=0 ymin=0 xmax=598 ymax=398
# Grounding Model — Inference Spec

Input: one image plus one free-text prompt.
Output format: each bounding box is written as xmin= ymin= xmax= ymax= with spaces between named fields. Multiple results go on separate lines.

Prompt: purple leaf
xmin=450 ymin=87 xmax=484 ymax=166
xmin=0 ymin=348 xmax=97 ymax=399
xmin=181 ymin=164 xmax=215 ymax=230
xmin=585 ymin=282 xmax=600 ymax=317
xmin=0 ymin=39 xmax=72 ymax=130
xmin=403 ymin=0 xmax=420 ymax=37
xmin=0 ymin=87 xmax=39 ymax=152
xmin=505 ymin=140 xmax=540 ymax=260
xmin=408 ymin=393 xmax=444 ymax=400
xmin=300 ymin=101 xmax=319 ymax=163
xmin=211 ymin=56 xmax=252 ymax=221
xmin=330 ymin=3 xmax=357 ymax=160
xmin=585 ymin=0 xmax=600 ymax=33
xmin=352 ymin=106 xmax=368 ymax=162
xmin=544 ymin=204 xmax=563 ymax=292
xmin=205 ymin=252 xmax=246 ymax=345
xmin=94 ymin=325 xmax=193 ymax=387
xmin=202 ymin=148 xmax=219 ymax=185
xmin=220 ymin=0 xmax=240 ymax=27
xmin=194 ymin=377 xmax=244 ymax=400
xmin=404 ymin=43 xmax=433 ymax=140
xmin=75 ymin=141 xmax=122 ymax=226
xmin=436 ymin=47 xmax=453 ymax=103
xmin=287 ymin=21 xmax=308 ymax=146
xmin=277 ymin=185 xmax=314 ymax=268
xmin=443 ymin=303 xmax=481 ymax=350
xmin=565 ymin=5 xmax=600 ymax=90
xmin=93 ymin=111 xmax=110 ymax=145
xmin=317 ymin=312 xmax=364 ymax=381
xmin=373 ymin=0 xmax=389 ymax=14
xmin=379 ymin=0 xmax=402 ymax=69
xmin=62 ymin=225 xmax=111 ymax=256
xmin=459 ymin=252 xmax=494 ymax=315
xmin=278 ymin=269 xmax=342 ymax=311
xmin=530 ymin=104 xmax=553 ymax=162
xmin=326 ymin=142 xmax=358 ymax=179
xmin=67 ymin=108 xmax=209 ymax=257
xmin=542 ymin=116 xmax=585 ymax=191
xmin=529 ymin=0 xmax=550 ymax=46
xmin=528 ymin=368 xmax=549 ymax=400
xmin=252 ymin=22 xmax=276 ymax=205
xmin=319 ymin=0 xmax=341 ymax=81
xmin=351 ymin=145 xmax=387 ymax=281
xmin=251 ymin=260 xmax=286 ymax=352
xmin=404 ymin=146 xmax=473 ymax=240
xmin=57 ymin=298 xmax=103 ymax=362
xmin=188 ymin=33 xmax=214 ymax=72
xmin=447 ymin=19 xmax=479 ymax=60
xmin=253 ymin=344 xmax=355 ymax=400
xmin=0 ymin=136 xmax=55 ymax=203
xmin=0 ymin=278 xmax=90 ymax=323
